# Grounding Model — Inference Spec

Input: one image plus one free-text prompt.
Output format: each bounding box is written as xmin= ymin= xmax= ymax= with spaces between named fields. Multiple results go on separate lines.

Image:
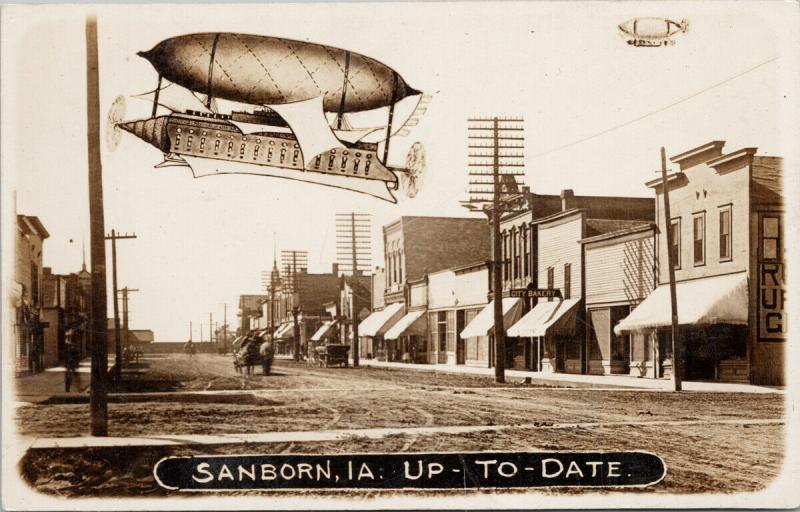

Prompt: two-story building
xmin=359 ymin=216 xmax=491 ymax=361
xmin=504 ymin=190 xmax=655 ymax=374
xmin=12 ymin=214 xmax=49 ymax=373
xmin=615 ymin=141 xmax=785 ymax=385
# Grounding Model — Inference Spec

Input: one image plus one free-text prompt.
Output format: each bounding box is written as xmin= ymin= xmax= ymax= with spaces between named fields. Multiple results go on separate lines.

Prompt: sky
xmin=2 ymin=2 xmax=796 ymax=341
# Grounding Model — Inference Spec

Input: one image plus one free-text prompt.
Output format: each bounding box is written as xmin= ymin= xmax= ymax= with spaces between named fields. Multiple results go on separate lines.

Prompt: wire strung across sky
xmin=529 ymin=55 xmax=780 ymax=160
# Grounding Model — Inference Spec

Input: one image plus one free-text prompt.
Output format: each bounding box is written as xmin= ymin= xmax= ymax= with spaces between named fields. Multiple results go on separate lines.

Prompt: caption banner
xmin=154 ymin=451 xmax=666 ymax=491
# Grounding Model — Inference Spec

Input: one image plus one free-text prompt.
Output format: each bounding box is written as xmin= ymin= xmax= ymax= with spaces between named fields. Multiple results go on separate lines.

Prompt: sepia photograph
xmin=1 ymin=2 xmax=798 ymax=509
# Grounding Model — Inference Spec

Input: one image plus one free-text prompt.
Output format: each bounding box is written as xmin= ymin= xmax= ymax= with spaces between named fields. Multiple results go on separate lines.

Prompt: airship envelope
xmin=138 ymin=33 xmax=421 ymax=113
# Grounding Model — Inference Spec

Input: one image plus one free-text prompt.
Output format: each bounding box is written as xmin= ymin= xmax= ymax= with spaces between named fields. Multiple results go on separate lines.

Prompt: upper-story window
xmin=563 ymin=263 xmax=571 ymax=300
xmin=512 ymin=229 xmax=519 ymax=279
xmin=762 ymin=216 xmax=782 ymax=260
xmin=502 ymin=232 xmax=510 ymax=281
xmin=693 ymin=212 xmax=705 ymax=266
xmin=30 ymin=262 xmax=39 ymax=305
xmin=547 ymin=266 xmax=554 ymax=301
xmin=669 ymin=218 xmax=681 ymax=270
xmin=398 ymin=251 xmax=403 ymax=283
xmin=522 ymin=227 xmax=530 ymax=277
xmin=719 ymin=205 xmax=732 ymax=261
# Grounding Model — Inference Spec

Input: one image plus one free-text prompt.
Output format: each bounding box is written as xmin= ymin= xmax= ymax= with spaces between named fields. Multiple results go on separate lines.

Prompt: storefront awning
xmin=274 ymin=322 xmax=294 ymax=339
xmin=384 ymin=310 xmax=426 ymax=340
xmin=507 ymin=298 xmax=581 ymax=338
xmin=359 ymin=302 xmax=404 ymax=337
xmin=310 ymin=320 xmax=337 ymax=342
xmin=460 ymin=298 xmax=522 ymax=339
xmin=614 ymin=272 xmax=748 ymax=335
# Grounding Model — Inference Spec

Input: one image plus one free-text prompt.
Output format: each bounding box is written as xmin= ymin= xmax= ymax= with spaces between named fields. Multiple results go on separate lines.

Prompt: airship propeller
xmin=397 ymin=142 xmax=427 ymax=199
xmin=105 ymin=95 xmax=127 ymax=151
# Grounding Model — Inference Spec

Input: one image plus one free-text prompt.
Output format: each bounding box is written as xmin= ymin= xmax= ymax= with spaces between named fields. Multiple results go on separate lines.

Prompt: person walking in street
xmin=64 ymin=332 xmax=80 ymax=392
xmin=260 ymin=335 xmax=275 ymax=375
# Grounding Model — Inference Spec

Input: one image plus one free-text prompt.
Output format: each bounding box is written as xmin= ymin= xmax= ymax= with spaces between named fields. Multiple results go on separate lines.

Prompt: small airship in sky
xmin=618 ymin=18 xmax=689 ymax=47
xmin=113 ymin=33 xmax=429 ymax=202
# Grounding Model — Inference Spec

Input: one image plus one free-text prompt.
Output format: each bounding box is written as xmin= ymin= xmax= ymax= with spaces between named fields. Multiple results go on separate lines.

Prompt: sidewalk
xmin=14 ymin=360 xmax=92 ymax=403
xmin=351 ymin=358 xmax=783 ymax=394
xmin=15 ymin=357 xmax=147 ymax=403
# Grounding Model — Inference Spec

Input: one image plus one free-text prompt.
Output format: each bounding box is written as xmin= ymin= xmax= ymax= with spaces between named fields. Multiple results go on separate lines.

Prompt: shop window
xmin=669 ymin=218 xmax=681 ymax=270
xmin=693 ymin=212 xmax=705 ymax=266
xmin=719 ymin=206 xmax=732 ymax=261
xmin=563 ymin=263 xmax=571 ymax=299
xmin=398 ymin=252 xmax=403 ymax=283
xmin=762 ymin=216 xmax=782 ymax=260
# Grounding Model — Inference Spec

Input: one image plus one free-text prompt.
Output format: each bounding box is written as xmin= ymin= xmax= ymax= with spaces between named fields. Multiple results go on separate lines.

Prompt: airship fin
xmin=155 ymin=153 xmax=188 ymax=168
xmin=265 ymin=96 xmax=347 ymax=165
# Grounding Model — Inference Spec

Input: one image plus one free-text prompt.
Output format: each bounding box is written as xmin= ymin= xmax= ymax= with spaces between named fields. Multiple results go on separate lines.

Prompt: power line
xmin=529 ymin=55 xmax=779 ymax=160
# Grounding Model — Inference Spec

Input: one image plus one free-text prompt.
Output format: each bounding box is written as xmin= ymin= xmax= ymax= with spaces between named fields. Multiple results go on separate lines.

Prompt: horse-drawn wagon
xmin=314 ymin=344 xmax=350 ymax=368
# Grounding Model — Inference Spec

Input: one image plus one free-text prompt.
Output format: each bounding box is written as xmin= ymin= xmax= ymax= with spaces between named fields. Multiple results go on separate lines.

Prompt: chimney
xmin=332 ymin=262 xmax=339 ymax=276
xmin=560 ymin=189 xmax=575 ymax=211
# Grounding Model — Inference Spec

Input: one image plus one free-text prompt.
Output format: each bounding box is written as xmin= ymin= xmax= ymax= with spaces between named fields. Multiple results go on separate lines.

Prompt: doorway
xmin=456 ymin=310 xmax=466 ymax=365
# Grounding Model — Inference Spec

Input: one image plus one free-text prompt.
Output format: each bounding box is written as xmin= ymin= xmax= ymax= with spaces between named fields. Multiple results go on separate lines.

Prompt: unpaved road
xmin=15 ymin=353 xmax=785 ymax=497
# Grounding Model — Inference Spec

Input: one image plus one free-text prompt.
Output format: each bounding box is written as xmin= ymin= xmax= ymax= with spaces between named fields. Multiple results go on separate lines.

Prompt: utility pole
xmin=209 ymin=313 xmax=213 ymax=345
xmin=336 ymin=213 xmax=372 ymax=368
xmin=660 ymin=146 xmax=682 ymax=391
xmin=118 ymin=287 xmax=139 ymax=353
xmin=86 ymin=15 xmax=108 ymax=436
xmin=462 ymin=117 xmax=526 ymax=383
xmin=281 ymin=250 xmax=308 ymax=361
xmin=105 ymin=230 xmax=137 ymax=380
xmin=223 ymin=304 xmax=227 ymax=352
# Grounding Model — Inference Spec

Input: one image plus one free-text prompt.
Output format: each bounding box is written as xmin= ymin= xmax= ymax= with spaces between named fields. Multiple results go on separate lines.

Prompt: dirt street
xmin=15 ymin=353 xmax=785 ymax=497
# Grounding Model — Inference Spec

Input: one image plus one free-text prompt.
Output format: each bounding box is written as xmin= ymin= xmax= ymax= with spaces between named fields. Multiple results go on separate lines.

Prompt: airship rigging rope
xmin=206 ymin=33 xmax=221 ymax=109
xmin=151 ymin=75 xmax=162 ymax=118
xmin=382 ymin=71 xmax=399 ymax=165
xmin=336 ymin=51 xmax=351 ymax=130
xmin=529 ymin=55 xmax=779 ymax=160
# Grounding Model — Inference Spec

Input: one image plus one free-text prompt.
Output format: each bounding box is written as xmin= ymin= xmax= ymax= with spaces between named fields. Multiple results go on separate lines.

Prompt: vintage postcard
xmin=1 ymin=2 xmax=798 ymax=509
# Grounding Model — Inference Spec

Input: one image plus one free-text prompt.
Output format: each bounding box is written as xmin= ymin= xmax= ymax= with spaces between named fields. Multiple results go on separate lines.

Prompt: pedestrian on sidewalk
xmin=64 ymin=333 xmax=80 ymax=392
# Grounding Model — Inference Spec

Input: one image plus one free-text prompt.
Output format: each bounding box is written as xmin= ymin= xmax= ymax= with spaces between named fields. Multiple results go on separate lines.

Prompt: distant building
xmin=238 ymin=294 xmax=268 ymax=335
xmin=615 ymin=141 xmax=785 ymax=385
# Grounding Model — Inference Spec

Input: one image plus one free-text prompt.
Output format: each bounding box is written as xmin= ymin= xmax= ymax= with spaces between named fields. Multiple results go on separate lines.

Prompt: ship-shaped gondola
xmin=113 ymin=33 xmax=429 ymax=202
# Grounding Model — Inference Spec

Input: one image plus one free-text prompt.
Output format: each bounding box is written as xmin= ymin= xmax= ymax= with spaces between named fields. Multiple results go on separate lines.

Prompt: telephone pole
xmin=118 ymin=287 xmax=139 ymax=353
xmin=105 ymin=230 xmax=137 ymax=380
xmin=462 ymin=117 xmax=526 ymax=383
xmin=223 ymin=303 xmax=227 ymax=351
xmin=282 ymin=250 xmax=308 ymax=361
xmin=336 ymin=213 xmax=372 ymax=368
xmin=209 ymin=313 xmax=213 ymax=344
xmin=660 ymin=146 xmax=682 ymax=391
xmin=86 ymin=15 xmax=108 ymax=436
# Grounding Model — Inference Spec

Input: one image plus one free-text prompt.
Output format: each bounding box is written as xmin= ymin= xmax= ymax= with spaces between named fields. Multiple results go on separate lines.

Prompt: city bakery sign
xmin=758 ymin=261 xmax=787 ymax=341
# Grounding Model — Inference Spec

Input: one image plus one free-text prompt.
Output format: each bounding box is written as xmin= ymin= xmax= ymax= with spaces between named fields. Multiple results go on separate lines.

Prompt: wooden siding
xmin=538 ymin=214 xmax=583 ymax=299
xmin=585 ymin=231 xmax=655 ymax=305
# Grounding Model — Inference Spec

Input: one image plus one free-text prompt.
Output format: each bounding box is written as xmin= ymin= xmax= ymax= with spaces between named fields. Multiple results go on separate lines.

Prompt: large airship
xmin=114 ymin=33 xmax=429 ymax=202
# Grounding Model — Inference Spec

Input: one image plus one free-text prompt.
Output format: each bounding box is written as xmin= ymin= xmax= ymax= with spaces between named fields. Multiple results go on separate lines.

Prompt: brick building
xmin=360 ymin=216 xmax=491 ymax=361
